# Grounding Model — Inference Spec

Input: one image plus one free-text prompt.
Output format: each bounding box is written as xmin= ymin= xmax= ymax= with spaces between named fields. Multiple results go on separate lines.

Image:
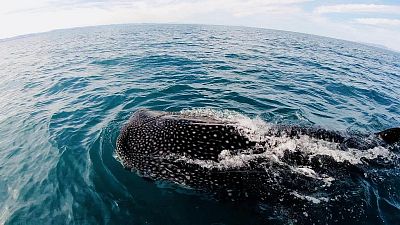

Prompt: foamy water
xmin=179 ymin=108 xmax=396 ymax=166
xmin=175 ymin=108 xmax=399 ymax=206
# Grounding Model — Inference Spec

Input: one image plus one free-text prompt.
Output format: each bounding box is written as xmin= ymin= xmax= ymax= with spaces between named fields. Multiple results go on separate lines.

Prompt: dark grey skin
xmin=116 ymin=109 xmax=400 ymax=224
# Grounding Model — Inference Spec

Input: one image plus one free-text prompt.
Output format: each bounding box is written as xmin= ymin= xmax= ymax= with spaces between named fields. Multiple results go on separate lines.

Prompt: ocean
xmin=0 ymin=24 xmax=399 ymax=225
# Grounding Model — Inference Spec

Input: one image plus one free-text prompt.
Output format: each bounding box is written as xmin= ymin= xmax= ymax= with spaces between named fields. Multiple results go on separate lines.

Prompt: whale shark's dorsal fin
xmin=377 ymin=128 xmax=400 ymax=144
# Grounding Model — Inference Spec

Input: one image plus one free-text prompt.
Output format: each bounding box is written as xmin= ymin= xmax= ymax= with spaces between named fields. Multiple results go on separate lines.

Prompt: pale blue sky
xmin=1 ymin=0 xmax=399 ymax=51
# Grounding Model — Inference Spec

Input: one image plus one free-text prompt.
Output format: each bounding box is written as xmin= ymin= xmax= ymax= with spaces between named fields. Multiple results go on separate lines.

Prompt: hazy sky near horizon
xmin=1 ymin=0 xmax=399 ymax=51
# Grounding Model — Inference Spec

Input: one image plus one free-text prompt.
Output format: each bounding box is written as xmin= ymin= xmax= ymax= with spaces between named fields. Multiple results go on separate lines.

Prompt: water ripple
xmin=0 ymin=24 xmax=399 ymax=225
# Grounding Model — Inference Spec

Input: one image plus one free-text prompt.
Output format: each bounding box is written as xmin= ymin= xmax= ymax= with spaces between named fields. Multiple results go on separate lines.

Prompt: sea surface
xmin=0 ymin=24 xmax=399 ymax=225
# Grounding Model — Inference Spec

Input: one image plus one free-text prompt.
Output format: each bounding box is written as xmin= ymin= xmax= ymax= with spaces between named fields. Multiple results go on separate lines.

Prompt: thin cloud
xmin=0 ymin=0 xmax=399 ymax=51
xmin=0 ymin=0 xmax=311 ymax=41
xmin=314 ymin=4 xmax=400 ymax=14
xmin=9 ymin=0 xmax=311 ymax=15
xmin=355 ymin=18 xmax=400 ymax=26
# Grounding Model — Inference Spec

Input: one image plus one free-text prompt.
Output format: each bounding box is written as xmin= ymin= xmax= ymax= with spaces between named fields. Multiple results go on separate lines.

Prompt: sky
xmin=1 ymin=0 xmax=399 ymax=51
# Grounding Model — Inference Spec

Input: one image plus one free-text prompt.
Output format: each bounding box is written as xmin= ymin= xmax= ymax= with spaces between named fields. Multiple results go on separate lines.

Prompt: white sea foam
xmin=180 ymin=108 xmax=271 ymax=142
xmin=177 ymin=108 xmax=398 ymax=187
xmin=179 ymin=108 xmax=396 ymax=165
xmin=291 ymin=191 xmax=330 ymax=204
xmin=176 ymin=149 xmax=279 ymax=170
xmin=261 ymin=134 xmax=394 ymax=164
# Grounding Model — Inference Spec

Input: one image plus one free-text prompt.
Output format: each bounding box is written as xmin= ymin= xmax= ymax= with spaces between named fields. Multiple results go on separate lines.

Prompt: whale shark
xmin=116 ymin=108 xmax=400 ymax=224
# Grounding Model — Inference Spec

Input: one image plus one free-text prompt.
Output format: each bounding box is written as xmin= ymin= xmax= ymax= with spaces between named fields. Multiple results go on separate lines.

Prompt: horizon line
xmin=1 ymin=22 xmax=398 ymax=54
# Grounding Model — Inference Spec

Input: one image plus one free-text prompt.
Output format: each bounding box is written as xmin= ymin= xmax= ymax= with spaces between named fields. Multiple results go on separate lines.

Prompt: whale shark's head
xmin=115 ymin=109 xmax=169 ymax=169
xmin=115 ymin=108 xmax=252 ymax=172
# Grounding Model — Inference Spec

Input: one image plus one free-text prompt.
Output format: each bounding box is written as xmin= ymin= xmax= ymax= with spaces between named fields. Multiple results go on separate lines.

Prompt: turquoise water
xmin=0 ymin=24 xmax=399 ymax=225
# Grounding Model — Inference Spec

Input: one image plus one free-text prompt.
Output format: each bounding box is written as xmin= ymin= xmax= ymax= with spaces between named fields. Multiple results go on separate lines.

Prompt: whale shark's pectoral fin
xmin=376 ymin=128 xmax=400 ymax=145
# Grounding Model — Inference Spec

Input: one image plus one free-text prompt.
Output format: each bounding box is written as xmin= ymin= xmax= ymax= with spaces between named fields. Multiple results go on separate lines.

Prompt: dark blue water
xmin=0 ymin=24 xmax=399 ymax=225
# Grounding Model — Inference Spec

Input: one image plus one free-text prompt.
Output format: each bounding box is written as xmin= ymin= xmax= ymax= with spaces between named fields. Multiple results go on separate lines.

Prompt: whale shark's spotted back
xmin=116 ymin=109 xmax=254 ymax=183
xmin=116 ymin=108 xmax=400 ymax=224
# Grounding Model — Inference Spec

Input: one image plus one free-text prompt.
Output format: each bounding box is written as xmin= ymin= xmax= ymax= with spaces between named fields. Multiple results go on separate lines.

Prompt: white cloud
xmin=0 ymin=0 xmax=310 ymax=39
xmin=354 ymin=18 xmax=400 ymax=26
xmin=314 ymin=4 xmax=400 ymax=14
xmin=0 ymin=0 xmax=399 ymax=51
xmin=311 ymin=16 xmax=400 ymax=52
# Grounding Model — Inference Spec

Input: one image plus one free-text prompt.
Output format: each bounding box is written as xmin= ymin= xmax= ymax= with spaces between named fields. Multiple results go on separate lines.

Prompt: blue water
xmin=0 ymin=24 xmax=400 ymax=225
